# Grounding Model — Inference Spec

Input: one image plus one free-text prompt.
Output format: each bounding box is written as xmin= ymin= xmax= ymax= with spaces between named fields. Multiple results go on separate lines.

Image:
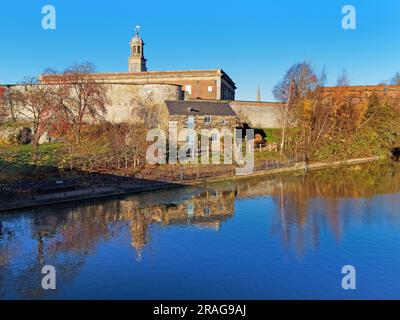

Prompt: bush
xmin=59 ymin=123 xmax=148 ymax=172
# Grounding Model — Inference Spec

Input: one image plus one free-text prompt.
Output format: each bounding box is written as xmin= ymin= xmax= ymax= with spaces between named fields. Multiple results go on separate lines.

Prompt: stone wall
xmin=3 ymin=83 xmax=181 ymax=126
xmin=3 ymin=82 xmax=287 ymax=132
xmin=104 ymin=83 xmax=182 ymax=123
xmin=229 ymin=101 xmax=284 ymax=129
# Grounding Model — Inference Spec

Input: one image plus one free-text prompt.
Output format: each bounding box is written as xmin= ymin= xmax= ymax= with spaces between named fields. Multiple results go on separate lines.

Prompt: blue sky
xmin=1 ymin=0 xmax=400 ymax=101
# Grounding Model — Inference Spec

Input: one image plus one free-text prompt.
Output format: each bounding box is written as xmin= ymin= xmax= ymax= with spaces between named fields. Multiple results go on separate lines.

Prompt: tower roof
xmin=130 ymin=26 xmax=144 ymax=44
xmin=131 ymin=34 xmax=143 ymax=44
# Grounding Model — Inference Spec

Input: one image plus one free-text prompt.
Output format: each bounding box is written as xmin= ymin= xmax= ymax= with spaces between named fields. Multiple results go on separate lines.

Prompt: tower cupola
xmin=128 ymin=26 xmax=147 ymax=72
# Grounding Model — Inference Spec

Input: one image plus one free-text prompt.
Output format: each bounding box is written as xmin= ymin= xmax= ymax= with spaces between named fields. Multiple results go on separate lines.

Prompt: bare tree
xmin=391 ymin=72 xmax=400 ymax=85
xmin=129 ymin=91 xmax=169 ymax=133
xmin=43 ymin=63 xmax=109 ymax=143
xmin=14 ymin=78 xmax=54 ymax=157
xmin=273 ymin=62 xmax=323 ymax=103
xmin=278 ymin=80 xmax=294 ymax=155
xmin=129 ymin=93 xmax=164 ymax=167
xmin=0 ymin=85 xmax=19 ymax=122
xmin=273 ymin=62 xmax=325 ymax=155
xmin=337 ymin=69 xmax=350 ymax=86
xmin=0 ymin=86 xmax=6 ymax=121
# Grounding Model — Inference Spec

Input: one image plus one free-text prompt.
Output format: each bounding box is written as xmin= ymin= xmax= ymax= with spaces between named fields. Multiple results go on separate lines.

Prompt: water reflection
xmin=0 ymin=187 xmax=236 ymax=298
xmin=1 ymin=163 xmax=400 ymax=299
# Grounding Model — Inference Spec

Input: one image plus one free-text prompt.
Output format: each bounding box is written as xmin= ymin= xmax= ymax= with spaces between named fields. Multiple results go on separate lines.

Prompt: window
xmin=186 ymin=147 xmax=195 ymax=159
xmin=186 ymin=134 xmax=195 ymax=146
xmin=187 ymin=116 xmax=194 ymax=129
xmin=221 ymin=119 xmax=227 ymax=125
xmin=208 ymin=86 xmax=213 ymax=92
xmin=211 ymin=133 xmax=218 ymax=141
xmin=186 ymin=85 xmax=192 ymax=94
xmin=204 ymin=116 xmax=212 ymax=124
xmin=203 ymin=208 xmax=211 ymax=215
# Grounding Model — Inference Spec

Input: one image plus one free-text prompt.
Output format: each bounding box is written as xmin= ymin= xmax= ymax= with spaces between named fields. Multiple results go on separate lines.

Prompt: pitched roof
xmin=165 ymin=100 xmax=237 ymax=116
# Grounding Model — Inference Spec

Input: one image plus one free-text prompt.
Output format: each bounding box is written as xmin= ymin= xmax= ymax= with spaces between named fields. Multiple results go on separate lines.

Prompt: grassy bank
xmin=0 ymin=143 xmax=62 ymax=183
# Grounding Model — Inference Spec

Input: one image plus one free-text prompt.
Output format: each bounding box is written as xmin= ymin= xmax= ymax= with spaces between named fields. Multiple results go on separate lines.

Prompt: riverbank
xmin=0 ymin=156 xmax=380 ymax=213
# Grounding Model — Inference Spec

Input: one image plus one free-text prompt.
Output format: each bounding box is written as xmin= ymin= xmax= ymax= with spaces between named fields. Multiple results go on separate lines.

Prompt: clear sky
xmin=1 ymin=0 xmax=400 ymax=101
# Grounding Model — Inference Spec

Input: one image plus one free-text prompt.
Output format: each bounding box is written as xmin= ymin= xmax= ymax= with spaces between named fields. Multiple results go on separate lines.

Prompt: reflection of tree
xmin=266 ymin=163 xmax=400 ymax=256
xmin=0 ymin=221 xmax=18 ymax=298
xmin=0 ymin=221 xmax=17 ymax=267
xmin=3 ymin=162 xmax=399 ymax=298
xmin=130 ymin=209 xmax=150 ymax=260
xmin=0 ymin=187 xmax=235 ymax=298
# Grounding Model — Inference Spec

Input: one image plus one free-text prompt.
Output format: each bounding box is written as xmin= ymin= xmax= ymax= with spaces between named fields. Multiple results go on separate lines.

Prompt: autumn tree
xmin=14 ymin=78 xmax=54 ymax=157
xmin=0 ymin=85 xmax=19 ymax=122
xmin=273 ymin=62 xmax=326 ymax=156
xmin=44 ymin=63 xmax=108 ymax=144
xmin=58 ymin=91 xmax=160 ymax=172
xmin=133 ymin=92 xmax=164 ymax=130
xmin=0 ymin=86 xmax=6 ymax=121
xmin=359 ymin=94 xmax=400 ymax=152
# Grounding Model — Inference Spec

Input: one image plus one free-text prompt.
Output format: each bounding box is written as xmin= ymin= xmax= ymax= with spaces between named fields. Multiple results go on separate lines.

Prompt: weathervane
xmin=135 ymin=25 xmax=141 ymax=35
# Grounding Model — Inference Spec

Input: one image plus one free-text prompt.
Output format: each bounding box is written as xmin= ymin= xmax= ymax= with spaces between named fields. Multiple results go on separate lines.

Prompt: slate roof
xmin=165 ymin=100 xmax=237 ymax=116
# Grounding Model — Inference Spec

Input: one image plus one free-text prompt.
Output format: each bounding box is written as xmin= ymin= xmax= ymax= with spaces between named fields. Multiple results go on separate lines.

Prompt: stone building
xmin=91 ymin=27 xmax=236 ymax=101
xmin=10 ymin=26 xmax=400 ymax=133
xmin=164 ymin=100 xmax=238 ymax=133
xmin=164 ymin=100 xmax=239 ymax=159
xmin=34 ymin=27 xmax=239 ymax=127
xmin=91 ymin=69 xmax=236 ymax=101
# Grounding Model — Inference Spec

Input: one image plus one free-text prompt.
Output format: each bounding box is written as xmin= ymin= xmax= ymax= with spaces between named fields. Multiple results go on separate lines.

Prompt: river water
xmin=1 ymin=163 xmax=400 ymax=299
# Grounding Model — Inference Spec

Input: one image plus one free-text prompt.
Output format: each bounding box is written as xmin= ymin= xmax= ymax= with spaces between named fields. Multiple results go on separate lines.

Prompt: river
xmin=1 ymin=163 xmax=400 ymax=299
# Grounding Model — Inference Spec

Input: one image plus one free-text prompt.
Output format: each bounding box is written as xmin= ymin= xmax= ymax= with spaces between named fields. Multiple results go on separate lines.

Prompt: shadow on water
xmin=1 ymin=161 xmax=400 ymax=298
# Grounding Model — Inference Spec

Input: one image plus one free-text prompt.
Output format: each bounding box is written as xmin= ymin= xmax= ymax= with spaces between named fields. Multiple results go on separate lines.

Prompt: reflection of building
xmin=125 ymin=189 xmax=235 ymax=256
xmin=164 ymin=189 xmax=235 ymax=228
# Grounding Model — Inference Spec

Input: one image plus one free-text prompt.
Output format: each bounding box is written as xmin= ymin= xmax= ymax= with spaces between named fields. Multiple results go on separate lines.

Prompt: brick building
xmin=90 ymin=69 xmax=236 ymax=100
xmin=319 ymin=84 xmax=400 ymax=104
xmin=89 ymin=27 xmax=236 ymax=101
